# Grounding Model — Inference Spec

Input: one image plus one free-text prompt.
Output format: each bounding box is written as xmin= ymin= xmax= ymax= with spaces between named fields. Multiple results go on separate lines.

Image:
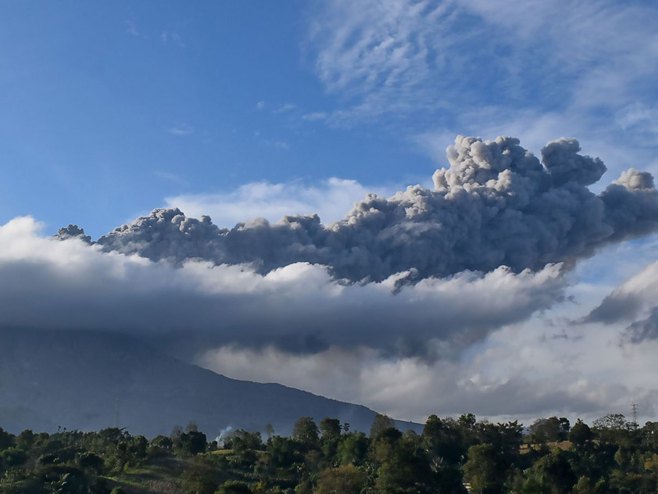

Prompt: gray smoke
xmin=584 ymin=257 xmax=658 ymax=343
xmin=57 ymin=224 xmax=92 ymax=244
xmin=64 ymin=136 xmax=658 ymax=282
xmin=625 ymin=309 xmax=658 ymax=343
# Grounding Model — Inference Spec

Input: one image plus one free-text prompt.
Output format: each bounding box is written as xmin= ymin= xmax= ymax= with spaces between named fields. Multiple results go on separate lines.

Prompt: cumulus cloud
xmin=83 ymin=136 xmax=658 ymax=283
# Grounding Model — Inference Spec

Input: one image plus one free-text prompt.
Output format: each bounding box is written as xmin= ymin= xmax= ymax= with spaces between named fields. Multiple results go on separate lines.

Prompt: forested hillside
xmin=1 ymin=412 xmax=657 ymax=493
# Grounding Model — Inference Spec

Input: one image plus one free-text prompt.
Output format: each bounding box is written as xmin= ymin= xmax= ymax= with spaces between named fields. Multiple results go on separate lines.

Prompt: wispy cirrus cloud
xmin=306 ymin=0 xmax=658 ymax=179
xmin=307 ymin=0 xmax=658 ymax=120
xmin=307 ymin=0 xmax=459 ymax=122
xmin=161 ymin=30 xmax=185 ymax=48
xmin=124 ymin=19 xmax=144 ymax=38
xmin=168 ymin=122 xmax=194 ymax=136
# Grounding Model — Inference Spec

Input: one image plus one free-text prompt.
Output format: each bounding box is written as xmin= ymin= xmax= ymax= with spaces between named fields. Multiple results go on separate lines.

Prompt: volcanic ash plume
xmin=69 ymin=136 xmax=658 ymax=282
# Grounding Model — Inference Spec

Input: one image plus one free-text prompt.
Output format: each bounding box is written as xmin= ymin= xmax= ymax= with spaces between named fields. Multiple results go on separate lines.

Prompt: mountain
xmin=0 ymin=328 xmax=417 ymax=437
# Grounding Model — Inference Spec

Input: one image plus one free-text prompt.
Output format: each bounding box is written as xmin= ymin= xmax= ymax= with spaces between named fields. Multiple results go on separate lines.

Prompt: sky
xmin=2 ymin=0 xmax=658 ymax=425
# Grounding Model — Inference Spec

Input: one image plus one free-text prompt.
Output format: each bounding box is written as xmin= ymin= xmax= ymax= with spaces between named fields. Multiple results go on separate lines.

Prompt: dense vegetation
xmin=1 ymin=412 xmax=658 ymax=493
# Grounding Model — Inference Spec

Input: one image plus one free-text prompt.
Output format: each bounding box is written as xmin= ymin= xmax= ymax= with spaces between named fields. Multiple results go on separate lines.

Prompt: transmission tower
xmin=631 ymin=403 xmax=639 ymax=429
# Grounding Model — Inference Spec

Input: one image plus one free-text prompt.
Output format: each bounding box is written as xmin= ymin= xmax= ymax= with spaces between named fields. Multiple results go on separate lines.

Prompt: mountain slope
xmin=0 ymin=328 xmax=411 ymax=437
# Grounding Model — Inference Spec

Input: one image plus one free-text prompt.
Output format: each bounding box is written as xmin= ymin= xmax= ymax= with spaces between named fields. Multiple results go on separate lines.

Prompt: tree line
xmin=1 ymin=412 xmax=658 ymax=493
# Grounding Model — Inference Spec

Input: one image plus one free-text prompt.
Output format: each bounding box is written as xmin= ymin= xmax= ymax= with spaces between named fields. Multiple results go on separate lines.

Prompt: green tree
xmin=314 ymin=464 xmax=367 ymax=494
xmin=463 ymin=443 xmax=506 ymax=494
xmin=225 ymin=430 xmax=263 ymax=452
xmin=319 ymin=418 xmax=341 ymax=464
xmin=532 ymin=450 xmax=576 ymax=494
xmin=215 ymin=480 xmax=253 ymax=494
xmin=181 ymin=457 xmax=221 ymax=494
xmin=572 ymin=476 xmax=596 ymax=494
xmin=16 ymin=430 xmax=35 ymax=451
xmin=528 ymin=417 xmax=570 ymax=443
xmin=593 ymin=413 xmax=633 ymax=445
xmin=292 ymin=417 xmax=319 ymax=448
xmin=337 ymin=432 xmax=368 ymax=466
xmin=78 ymin=452 xmax=104 ymax=475
xmin=369 ymin=414 xmax=395 ymax=440
xmin=569 ymin=419 xmax=594 ymax=447
xmin=176 ymin=430 xmax=208 ymax=456
xmin=319 ymin=418 xmax=341 ymax=441
xmin=0 ymin=447 xmax=28 ymax=468
xmin=0 ymin=427 xmax=15 ymax=451
xmin=422 ymin=415 xmax=465 ymax=466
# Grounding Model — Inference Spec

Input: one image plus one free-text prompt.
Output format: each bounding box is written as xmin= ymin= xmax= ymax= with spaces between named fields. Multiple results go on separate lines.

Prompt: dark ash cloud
xmin=68 ymin=136 xmax=658 ymax=282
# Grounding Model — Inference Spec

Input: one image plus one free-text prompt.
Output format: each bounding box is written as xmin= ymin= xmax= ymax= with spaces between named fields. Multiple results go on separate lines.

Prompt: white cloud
xmin=164 ymin=177 xmax=397 ymax=227
xmin=302 ymin=112 xmax=328 ymax=122
xmin=124 ymin=19 xmax=143 ymax=38
xmin=161 ymin=30 xmax=185 ymax=48
xmin=168 ymin=123 xmax=194 ymax=136
xmin=153 ymin=170 xmax=189 ymax=186
xmin=199 ymin=281 xmax=658 ymax=424
xmin=273 ymin=103 xmax=296 ymax=114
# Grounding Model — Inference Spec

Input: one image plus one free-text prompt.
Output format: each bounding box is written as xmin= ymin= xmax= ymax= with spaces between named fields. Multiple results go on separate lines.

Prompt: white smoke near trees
xmin=62 ymin=136 xmax=658 ymax=283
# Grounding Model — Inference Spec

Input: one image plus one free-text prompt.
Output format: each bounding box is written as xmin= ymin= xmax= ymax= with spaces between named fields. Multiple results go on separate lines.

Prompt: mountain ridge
xmin=0 ymin=328 xmax=419 ymax=437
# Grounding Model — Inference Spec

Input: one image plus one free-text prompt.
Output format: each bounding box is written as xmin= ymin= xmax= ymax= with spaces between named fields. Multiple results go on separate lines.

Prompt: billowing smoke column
xmin=61 ymin=136 xmax=658 ymax=282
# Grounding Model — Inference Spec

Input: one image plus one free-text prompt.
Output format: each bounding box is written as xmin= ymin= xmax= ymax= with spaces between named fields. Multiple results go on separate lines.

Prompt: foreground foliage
xmin=1 ymin=413 xmax=657 ymax=493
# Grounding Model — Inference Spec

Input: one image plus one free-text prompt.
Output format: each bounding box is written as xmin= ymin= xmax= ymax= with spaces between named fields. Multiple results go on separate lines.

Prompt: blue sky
xmin=2 ymin=0 xmax=658 ymax=422
xmin=0 ymin=1 xmax=428 ymax=236
xmin=3 ymin=0 xmax=658 ymax=237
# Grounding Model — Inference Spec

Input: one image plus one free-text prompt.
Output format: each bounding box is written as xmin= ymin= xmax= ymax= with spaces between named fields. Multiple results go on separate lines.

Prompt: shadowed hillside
xmin=0 ymin=328 xmax=416 ymax=437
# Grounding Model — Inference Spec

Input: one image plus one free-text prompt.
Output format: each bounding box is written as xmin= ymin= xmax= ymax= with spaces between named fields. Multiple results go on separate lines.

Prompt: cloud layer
xmin=2 ymin=216 xmax=565 ymax=357
xmin=199 ymin=311 xmax=658 ymax=423
xmin=76 ymin=136 xmax=658 ymax=283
